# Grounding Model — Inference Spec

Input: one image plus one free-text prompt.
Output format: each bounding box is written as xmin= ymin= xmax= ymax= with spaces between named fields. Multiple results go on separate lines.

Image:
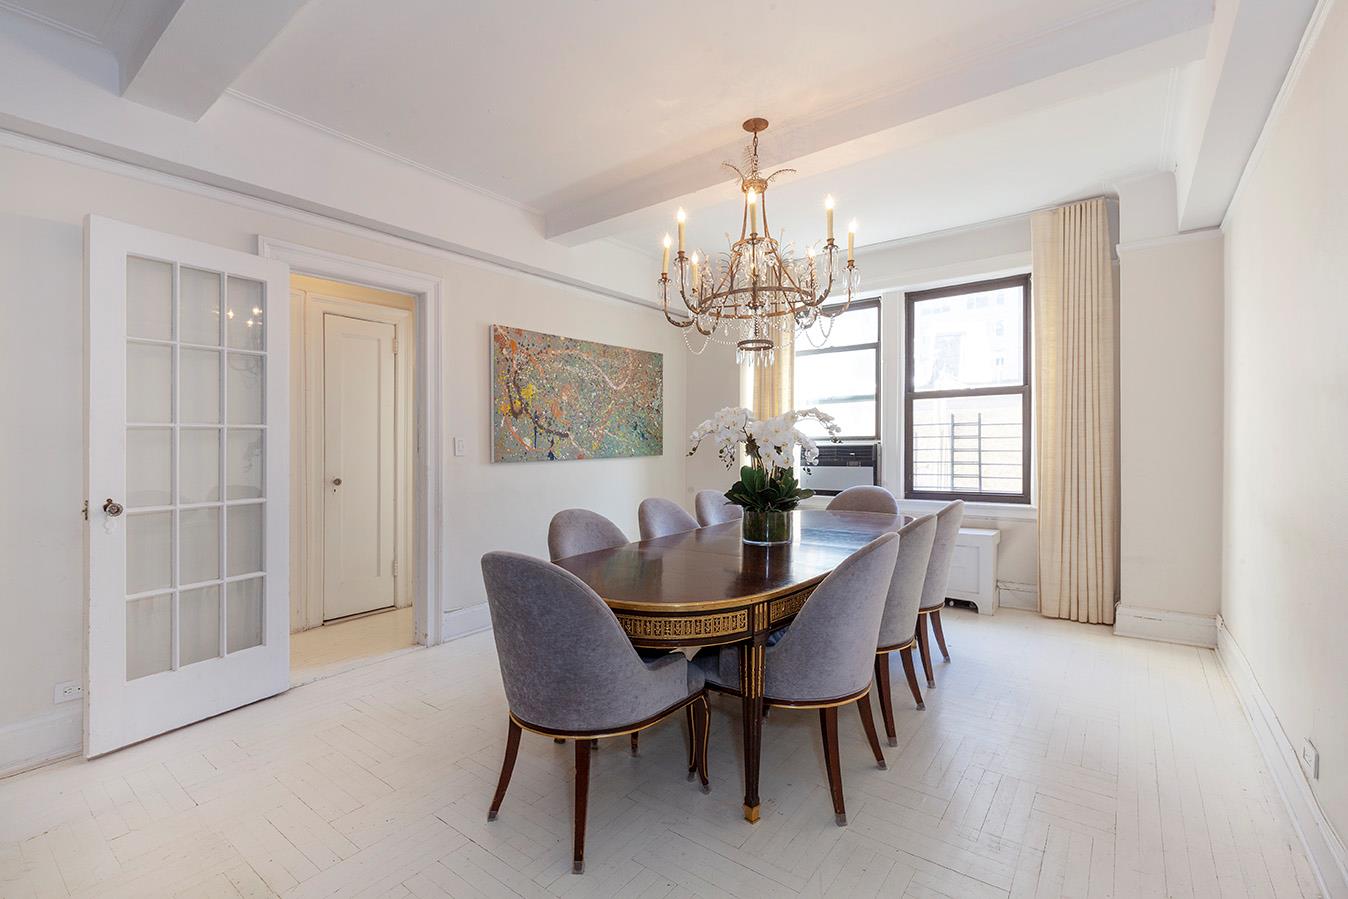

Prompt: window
xmin=794 ymin=297 xmax=880 ymax=440
xmin=905 ymin=275 xmax=1030 ymax=504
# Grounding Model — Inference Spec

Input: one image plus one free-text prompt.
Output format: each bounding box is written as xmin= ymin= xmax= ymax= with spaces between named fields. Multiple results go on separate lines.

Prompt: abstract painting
xmin=491 ymin=324 xmax=663 ymax=462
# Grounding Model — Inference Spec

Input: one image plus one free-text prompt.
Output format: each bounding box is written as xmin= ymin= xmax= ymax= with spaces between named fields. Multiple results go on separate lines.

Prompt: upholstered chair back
xmin=548 ymin=509 xmax=628 ymax=562
xmin=481 ymin=552 xmax=693 ymax=731
xmin=638 ymin=497 xmax=699 ymax=540
xmin=826 ymin=485 xmax=899 ymax=514
xmin=695 ymin=489 xmax=744 ymax=527
xmin=876 ymin=514 xmax=937 ymax=650
xmin=765 ymin=533 xmax=899 ymax=703
xmin=919 ymin=500 xmax=965 ymax=612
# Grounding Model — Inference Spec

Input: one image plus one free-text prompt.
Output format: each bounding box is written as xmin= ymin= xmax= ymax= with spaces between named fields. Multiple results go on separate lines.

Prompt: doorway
xmin=289 ymin=274 xmax=416 ymax=682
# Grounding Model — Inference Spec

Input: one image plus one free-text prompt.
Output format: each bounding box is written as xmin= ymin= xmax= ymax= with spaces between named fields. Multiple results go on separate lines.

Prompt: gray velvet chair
xmin=826 ymin=485 xmax=899 ymax=514
xmin=481 ymin=551 xmax=709 ymax=874
xmin=694 ymin=489 xmax=744 ymax=527
xmin=874 ymin=514 xmax=937 ymax=743
xmin=915 ymin=500 xmax=965 ymax=687
xmin=695 ymin=533 xmax=899 ymax=826
xmin=548 ymin=509 xmax=628 ymax=562
xmin=638 ymin=497 xmax=699 ymax=540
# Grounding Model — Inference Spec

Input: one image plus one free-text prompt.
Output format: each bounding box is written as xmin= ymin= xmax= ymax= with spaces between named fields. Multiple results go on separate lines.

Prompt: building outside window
xmin=904 ymin=275 xmax=1031 ymax=504
xmin=794 ymin=297 xmax=881 ymax=441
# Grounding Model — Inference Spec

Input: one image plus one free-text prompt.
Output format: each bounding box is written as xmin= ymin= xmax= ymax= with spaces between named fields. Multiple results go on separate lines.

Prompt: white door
xmin=322 ymin=314 xmax=396 ymax=620
xmin=86 ymin=215 xmax=290 ymax=757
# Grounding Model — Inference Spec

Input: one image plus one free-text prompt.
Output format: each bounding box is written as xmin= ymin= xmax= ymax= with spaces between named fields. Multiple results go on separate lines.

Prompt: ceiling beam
xmin=1174 ymin=0 xmax=1319 ymax=231
xmin=121 ymin=0 xmax=309 ymax=121
xmin=543 ymin=0 xmax=1213 ymax=246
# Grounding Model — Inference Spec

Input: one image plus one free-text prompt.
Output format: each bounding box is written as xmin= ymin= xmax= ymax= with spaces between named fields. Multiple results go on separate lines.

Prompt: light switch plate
xmin=453 ymin=437 xmax=466 ymax=457
xmin=1302 ymin=738 xmax=1319 ymax=779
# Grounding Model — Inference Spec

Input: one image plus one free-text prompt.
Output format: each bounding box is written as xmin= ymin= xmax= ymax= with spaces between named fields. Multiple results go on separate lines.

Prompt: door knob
xmin=332 ymin=477 xmax=342 ymax=486
xmin=103 ymin=498 xmax=124 ymax=517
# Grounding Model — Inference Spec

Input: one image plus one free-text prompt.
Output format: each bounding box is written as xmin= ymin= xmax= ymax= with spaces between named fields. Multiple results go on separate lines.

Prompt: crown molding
xmin=1115 ymin=227 xmax=1221 ymax=256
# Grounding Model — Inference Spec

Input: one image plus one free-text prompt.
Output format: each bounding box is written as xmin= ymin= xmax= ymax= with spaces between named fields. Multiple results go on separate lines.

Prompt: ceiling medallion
xmin=659 ymin=117 xmax=859 ymax=366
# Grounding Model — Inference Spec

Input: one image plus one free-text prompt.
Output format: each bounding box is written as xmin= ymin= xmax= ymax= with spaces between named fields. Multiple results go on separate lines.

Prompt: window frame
xmin=794 ymin=296 xmax=882 ymax=442
xmin=903 ymin=274 xmax=1032 ymax=505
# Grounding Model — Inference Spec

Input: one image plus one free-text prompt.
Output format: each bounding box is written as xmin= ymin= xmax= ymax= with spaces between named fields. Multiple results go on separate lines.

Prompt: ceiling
xmin=10 ymin=0 xmax=1287 ymax=279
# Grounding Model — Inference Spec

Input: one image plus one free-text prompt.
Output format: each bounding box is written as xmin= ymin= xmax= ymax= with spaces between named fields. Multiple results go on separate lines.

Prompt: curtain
xmin=1031 ymin=197 xmax=1119 ymax=624
xmin=751 ymin=325 xmax=794 ymax=419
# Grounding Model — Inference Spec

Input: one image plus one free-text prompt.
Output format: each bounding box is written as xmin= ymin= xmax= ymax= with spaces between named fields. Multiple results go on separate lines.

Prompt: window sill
xmin=899 ymin=498 xmax=1038 ymax=522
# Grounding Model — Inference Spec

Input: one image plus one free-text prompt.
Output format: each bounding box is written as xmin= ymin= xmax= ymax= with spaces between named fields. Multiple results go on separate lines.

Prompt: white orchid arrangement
xmin=687 ymin=406 xmax=843 ymax=513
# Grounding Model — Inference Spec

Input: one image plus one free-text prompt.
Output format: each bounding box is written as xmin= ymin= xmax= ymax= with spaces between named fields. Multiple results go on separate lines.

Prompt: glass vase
xmin=742 ymin=509 xmax=791 ymax=546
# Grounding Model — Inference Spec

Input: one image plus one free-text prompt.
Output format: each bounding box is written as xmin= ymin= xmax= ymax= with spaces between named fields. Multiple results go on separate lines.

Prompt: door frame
xmin=258 ymin=237 xmax=446 ymax=646
xmin=303 ymin=294 xmax=414 ymax=630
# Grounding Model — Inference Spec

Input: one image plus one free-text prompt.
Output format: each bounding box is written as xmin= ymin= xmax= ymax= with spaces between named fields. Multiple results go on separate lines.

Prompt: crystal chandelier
xmin=659 ymin=117 xmax=860 ymax=366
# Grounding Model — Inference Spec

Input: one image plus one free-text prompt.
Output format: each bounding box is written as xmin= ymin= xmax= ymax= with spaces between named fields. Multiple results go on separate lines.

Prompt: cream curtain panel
xmin=751 ymin=326 xmax=794 ymax=419
xmin=1031 ymin=197 xmax=1119 ymax=624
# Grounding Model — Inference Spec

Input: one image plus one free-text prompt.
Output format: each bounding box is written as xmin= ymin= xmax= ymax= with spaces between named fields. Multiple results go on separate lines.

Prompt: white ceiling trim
xmin=224 ymin=89 xmax=544 ymax=215
xmin=0 ymin=127 xmax=660 ymax=311
xmin=0 ymin=0 xmax=102 ymax=45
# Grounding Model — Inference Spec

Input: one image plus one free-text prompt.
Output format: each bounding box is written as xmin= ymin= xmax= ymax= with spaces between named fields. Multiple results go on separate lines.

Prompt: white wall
xmin=1117 ymin=232 xmax=1225 ymax=624
xmin=1222 ymin=0 xmax=1348 ymax=854
xmin=0 ymin=140 xmax=690 ymax=773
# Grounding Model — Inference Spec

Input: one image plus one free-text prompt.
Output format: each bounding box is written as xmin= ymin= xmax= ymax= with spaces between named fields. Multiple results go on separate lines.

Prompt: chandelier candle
xmin=657 ymin=117 xmax=861 ymax=367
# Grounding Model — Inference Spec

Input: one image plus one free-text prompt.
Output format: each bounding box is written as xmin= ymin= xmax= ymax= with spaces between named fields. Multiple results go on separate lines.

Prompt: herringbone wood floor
xmin=0 ymin=608 xmax=1320 ymax=898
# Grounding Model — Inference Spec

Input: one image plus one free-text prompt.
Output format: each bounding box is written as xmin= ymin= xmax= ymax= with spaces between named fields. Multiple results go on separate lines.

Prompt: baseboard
xmin=0 ymin=705 xmax=81 ymax=779
xmin=1112 ymin=604 xmax=1217 ymax=647
xmin=441 ymin=602 xmax=492 ymax=641
xmin=998 ymin=581 xmax=1039 ymax=612
xmin=1217 ymin=618 xmax=1348 ymax=898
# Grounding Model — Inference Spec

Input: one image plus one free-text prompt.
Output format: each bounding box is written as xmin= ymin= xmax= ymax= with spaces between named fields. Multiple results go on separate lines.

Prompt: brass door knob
xmin=103 ymin=498 xmax=124 ymax=517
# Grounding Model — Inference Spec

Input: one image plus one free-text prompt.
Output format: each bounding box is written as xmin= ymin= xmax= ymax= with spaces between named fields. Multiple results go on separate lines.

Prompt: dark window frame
xmin=794 ymin=296 xmax=882 ymax=443
xmin=903 ymin=275 xmax=1032 ymax=505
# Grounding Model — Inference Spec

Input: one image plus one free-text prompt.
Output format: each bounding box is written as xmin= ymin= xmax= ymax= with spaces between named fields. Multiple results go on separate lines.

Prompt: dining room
xmin=1 ymin=1 xmax=1345 ymax=896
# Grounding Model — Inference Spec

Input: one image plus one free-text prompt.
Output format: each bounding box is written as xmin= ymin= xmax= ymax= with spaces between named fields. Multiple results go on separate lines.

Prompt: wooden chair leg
xmin=916 ymin=613 xmax=936 ymax=688
xmin=855 ymin=695 xmax=887 ymax=769
xmin=685 ymin=705 xmax=696 ymax=779
xmin=488 ymin=719 xmax=522 ymax=821
xmin=900 ymin=645 xmax=925 ymax=710
xmin=630 ymin=733 xmax=639 ymax=756
xmin=695 ymin=694 xmax=711 ymax=791
xmin=573 ymin=739 xmax=593 ymax=874
xmin=930 ymin=608 xmax=951 ymax=662
xmin=819 ymin=707 xmax=847 ymax=826
xmin=874 ymin=655 xmax=898 ymax=746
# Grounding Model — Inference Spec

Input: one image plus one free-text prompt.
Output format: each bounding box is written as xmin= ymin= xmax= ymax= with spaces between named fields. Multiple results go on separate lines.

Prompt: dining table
xmin=553 ymin=507 xmax=909 ymax=824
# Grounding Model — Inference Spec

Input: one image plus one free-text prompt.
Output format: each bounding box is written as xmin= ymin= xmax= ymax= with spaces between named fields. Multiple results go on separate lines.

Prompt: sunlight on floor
xmin=290 ymin=606 xmax=417 ymax=685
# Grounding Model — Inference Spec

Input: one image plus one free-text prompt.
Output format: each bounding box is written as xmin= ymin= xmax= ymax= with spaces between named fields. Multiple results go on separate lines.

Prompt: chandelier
xmin=659 ymin=117 xmax=860 ymax=366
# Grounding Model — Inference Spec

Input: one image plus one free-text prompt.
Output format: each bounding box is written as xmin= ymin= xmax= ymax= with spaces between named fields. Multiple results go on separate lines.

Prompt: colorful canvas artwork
xmin=490 ymin=325 xmax=664 ymax=462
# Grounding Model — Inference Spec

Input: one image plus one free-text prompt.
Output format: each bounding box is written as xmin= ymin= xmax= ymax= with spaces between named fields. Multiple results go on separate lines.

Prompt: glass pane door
xmin=123 ymin=258 xmax=269 ymax=680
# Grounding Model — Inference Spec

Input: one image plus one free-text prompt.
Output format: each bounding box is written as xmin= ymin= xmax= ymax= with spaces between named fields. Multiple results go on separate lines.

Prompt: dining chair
xmin=694 ymin=533 xmax=899 ymax=826
xmin=638 ymin=497 xmax=700 ymax=540
xmin=826 ymin=485 xmax=899 ymax=514
xmin=481 ymin=551 xmax=710 ymax=874
xmin=915 ymin=499 xmax=965 ymax=688
xmin=874 ymin=514 xmax=937 ymax=744
xmin=548 ymin=509 xmax=628 ymax=562
xmin=694 ymin=489 xmax=744 ymax=527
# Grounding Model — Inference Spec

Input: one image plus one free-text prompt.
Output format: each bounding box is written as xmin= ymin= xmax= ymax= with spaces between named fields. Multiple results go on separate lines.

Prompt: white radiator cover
xmin=946 ymin=527 xmax=1001 ymax=614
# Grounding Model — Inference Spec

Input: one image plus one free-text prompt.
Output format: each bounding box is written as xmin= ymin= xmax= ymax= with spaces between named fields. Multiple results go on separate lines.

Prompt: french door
xmin=85 ymin=216 xmax=290 ymax=757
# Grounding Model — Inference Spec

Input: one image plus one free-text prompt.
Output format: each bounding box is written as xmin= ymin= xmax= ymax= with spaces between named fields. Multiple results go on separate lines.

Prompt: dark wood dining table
xmin=553 ymin=508 xmax=908 ymax=823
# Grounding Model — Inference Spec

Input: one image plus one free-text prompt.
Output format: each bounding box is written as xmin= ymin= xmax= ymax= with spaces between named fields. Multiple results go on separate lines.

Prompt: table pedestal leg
xmin=739 ymin=633 xmax=767 ymax=823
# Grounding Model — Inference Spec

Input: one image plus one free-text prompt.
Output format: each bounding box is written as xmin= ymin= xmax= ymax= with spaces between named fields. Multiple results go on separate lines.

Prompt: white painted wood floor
xmin=0 ymin=608 xmax=1320 ymax=898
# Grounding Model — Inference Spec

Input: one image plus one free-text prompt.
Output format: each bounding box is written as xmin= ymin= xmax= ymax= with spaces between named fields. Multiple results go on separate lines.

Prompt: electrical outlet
xmin=54 ymin=681 xmax=83 ymax=704
xmin=1302 ymin=738 xmax=1319 ymax=779
xmin=454 ymin=437 xmax=466 ymax=457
